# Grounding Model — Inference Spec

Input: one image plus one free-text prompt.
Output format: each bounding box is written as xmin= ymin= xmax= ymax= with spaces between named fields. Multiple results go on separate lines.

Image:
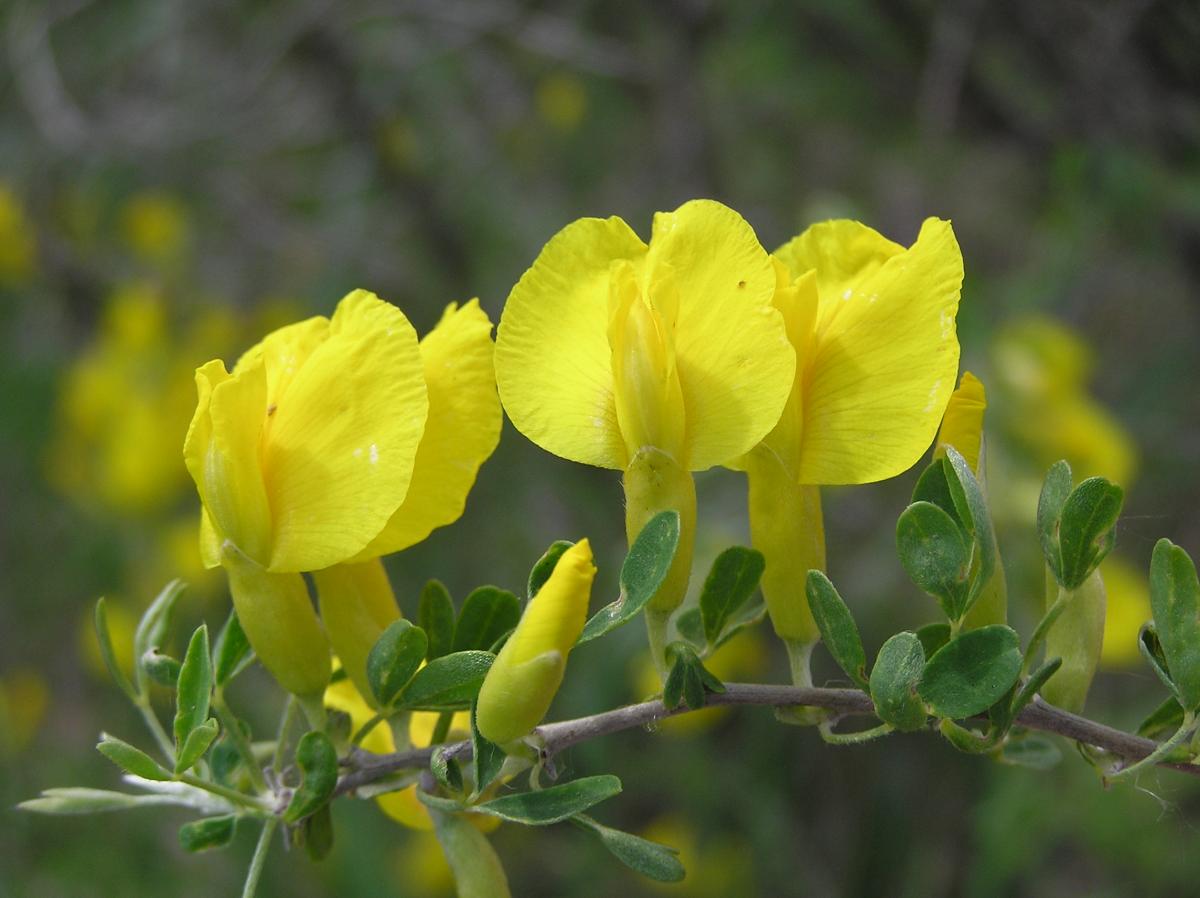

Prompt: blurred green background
xmin=3 ymin=1 xmax=1200 ymax=895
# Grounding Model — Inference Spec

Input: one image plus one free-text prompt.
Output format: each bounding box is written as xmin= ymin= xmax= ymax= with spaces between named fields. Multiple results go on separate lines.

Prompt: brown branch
xmin=334 ymin=683 xmax=1200 ymax=797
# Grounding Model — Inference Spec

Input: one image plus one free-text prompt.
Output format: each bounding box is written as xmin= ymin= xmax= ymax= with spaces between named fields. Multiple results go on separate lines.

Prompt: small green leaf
xmin=1137 ymin=695 xmax=1185 ymax=741
xmin=418 ymin=580 xmax=457 ymax=662
xmin=1149 ymin=539 xmax=1200 ymax=711
xmin=472 ymin=775 xmax=622 ymax=825
xmin=179 ymin=815 xmax=237 ymax=852
xmin=94 ymin=598 xmax=137 ymax=701
xmin=1058 ymin=477 xmax=1123 ymax=588
xmin=285 ymin=731 xmax=338 ymax=823
xmin=806 ymin=572 xmax=867 ymax=689
xmin=1001 ymin=736 xmax=1062 ymax=770
xmin=175 ymin=718 xmax=219 ymax=773
xmin=1037 ymin=460 xmax=1074 ymax=579
xmin=1138 ymin=624 xmax=1178 ymax=697
xmin=528 ymin=540 xmax=574 ymax=599
xmin=662 ymin=642 xmax=724 ymax=711
xmin=97 ymin=734 xmax=172 ymax=781
xmin=471 ymin=704 xmax=505 ymax=798
xmin=19 ymin=788 xmax=181 ymax=815
xmin=303 ymin=805 xmax=334 ymax=861
xmin=367 ymin=620 xmax=429 ymax=707
xmin=212 ymin=611 xmax=253 ymax=687
xmin=869 ymin=633 xmax=927 ymax=732
xmin=578 ymin=511 xmax=679 ymax=644
xmin=453 ymin=587 xmax=520 ymax=653
xmin=915 ymin=622 xmax=952 ymax=659
xmin=674 ymin=608 xmax=705 ymax=648
xmin=174 ymin=625 xmax=212 ymax=750
xmin=398 ymin=651 xmax=495 ymax=711
xmin=134 ymin=580 xmax=186 ymax=673
xmin=896 ymin=501 xmax=971 ymax=618
xmin=699 ymin=547 xmax=764 ymax=646
xmin=141 ymin=649 xmax=181 ymax=688
xmin=572 ymin=814 xmax=685 ymax=882
xmin=919 ymin=625 xmax=1022 ymax=719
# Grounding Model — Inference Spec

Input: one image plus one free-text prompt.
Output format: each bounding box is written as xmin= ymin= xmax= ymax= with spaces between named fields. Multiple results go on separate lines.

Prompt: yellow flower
xmin=476 ymin=540 xmax=596 ymax=745
xmin=740 ymin=219 xmax=963 ymax=652
xmin=496 ymin=200 xmax=795 ymax=628
xmin=313 ymin=300 xmax=501 ymax=697
xmin=185 ymin=290 xmax=429 ymax=698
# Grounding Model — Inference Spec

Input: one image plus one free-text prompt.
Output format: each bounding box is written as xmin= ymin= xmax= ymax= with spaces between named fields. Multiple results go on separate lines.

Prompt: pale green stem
xmin=241 ymin=817 xmax=278 ymax=898
xmin=784 ymin=639 xmax=815 ymax=689
xmin=213 ymin=693 xmax=268 ymax=793
xmin=1109 ymin=711 xmax=1197 ymax=781
xmin=645 ymin=609 xmax=673 ymax=684
xmin=818 ymin=721 xmax=893 ymax=745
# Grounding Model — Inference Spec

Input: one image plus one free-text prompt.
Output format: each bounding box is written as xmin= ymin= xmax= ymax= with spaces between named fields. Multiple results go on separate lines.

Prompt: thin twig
xmin=334 ymin=682 xmax=1200 ymax=797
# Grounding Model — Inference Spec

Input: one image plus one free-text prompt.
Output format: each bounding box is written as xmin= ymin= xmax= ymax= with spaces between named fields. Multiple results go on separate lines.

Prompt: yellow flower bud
xmin=222 ymin=542 xmax=330 ymax=700
xmin=312 ymin=559 xmax=401 ymax=706
xmin=476 ymin=540 xmax=596 ymax=745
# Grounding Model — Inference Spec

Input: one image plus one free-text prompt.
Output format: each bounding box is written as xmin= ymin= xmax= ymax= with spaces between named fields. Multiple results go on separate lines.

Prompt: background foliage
xmin=3 ymin=1 xmax=1199 ymax=895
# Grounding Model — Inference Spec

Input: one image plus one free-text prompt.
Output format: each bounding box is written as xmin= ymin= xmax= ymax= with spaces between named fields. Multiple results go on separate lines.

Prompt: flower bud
xmin=475 ymin=540 xmax=595 ymax=745
xmin=221 ymin=542 xmax=330 ymax=700
xmin=1041 ymin=567 xmax=1106 ymax=713
xmin=312 ymin=559 xmax=401 ymax=706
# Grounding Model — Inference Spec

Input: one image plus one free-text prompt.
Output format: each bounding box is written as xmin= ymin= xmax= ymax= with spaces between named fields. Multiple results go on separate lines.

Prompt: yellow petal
xmin=183 ymin=358 xmax=273 ymax=563
xmin=645 ymin=200 xmax=794 ymax=470
xmin=935 ymin=371 xmax=987 ymax=472
xmin=777 ymin=217 xmax=963 ymax=485
xmin=495 ymin=215 xmax=646 ymax=469
xmin=259 ymin=290 xmax=429 ymax=571
xmin=355 ymin=300 xmax=501 ymax=558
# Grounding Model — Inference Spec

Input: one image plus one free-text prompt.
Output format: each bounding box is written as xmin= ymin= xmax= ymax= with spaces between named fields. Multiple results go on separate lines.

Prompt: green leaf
xmin=578 ymin=511 xmax=680 ymax=644
xmin=212 ymin=610 xmax=253 ymax=688
xmin=133 ymin=580 xmax=185 ymax=680
xmin=528 ymin=540 xmax=574 ymax=599
xmin=94 ymin=597 xmax=137 ymax=701
xmin=175 ymin=718 xmax=219 ymax=774
xmin=303 ymin=805 xmax=334 ymax=861
xmin=398 ymin=651 xmax=495 ymax=711
xmin=919 ymin=625 xmax=1022 ymax=719
xmin=97 ymin=734 xmax=172 ymax=781
xmin=1037 ymin=461 xmax=1073 ymax=579
xmin=140 ymin=649 xmax=181 ymax=688
xmin=174 ymin=625 xmax=212 ymax=751
xmin=698 ymin=547 xmax=764 ymax=646
xmin=418 ymin=580 xmax=457 ymax=662
xmin=179 ymin=815 xmax=237 ymax=852
xmin=1057 ymin=477 xmax=1123 ymax=588
xmin=285 ymin=731 xmax=338 ymax=823
xmin=674 ymin=608 xmax=705 ymax=648
xmin=944 ymin=447 xmax=997 ymax=601
xmin=806 ymin=572 xmax=867 ymax=688
xmin=869 ymin=632 xmax=927 ymax=732
xmin=915 ymin=622 xmax=951 ymax=659
xmin=472 ymin=775 xmax=622 ymax=825
xmin=572 ymin=814 xmax=685 ymax=882
xmin=453 ymin=587 xmax=520 ymax=653
xmin=1149 ymin=539 xmax=1200 ymax=711
xmin=896 ymin=501 xmax=971 ymax=618
xmin=1137 ymin=695 xmax=1185 ymax=741
xmin=367 ymin=620 xmax=429 ymax=707
xmin=1001 ymin=736 xmax=1062 ymax=770
xmin=1138 ymin=624 xmax=1178 ymax=697
xmin=19 ymin=788 xmax=186 ymax=815
xmin=471 ymin=704 xmax=505 ymax=798
xmin=662 ymin=642 xmax=724 ymax=712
